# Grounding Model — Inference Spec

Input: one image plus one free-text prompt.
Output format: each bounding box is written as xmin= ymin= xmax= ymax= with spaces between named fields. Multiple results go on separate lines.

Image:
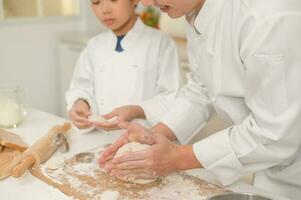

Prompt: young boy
xmin=66 ymin=0 xmax=180 ymax=130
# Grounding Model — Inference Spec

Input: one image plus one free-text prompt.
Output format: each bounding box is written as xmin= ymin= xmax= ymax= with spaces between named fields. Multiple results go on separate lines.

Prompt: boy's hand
xmin=93 ymin=105 xmax=145 ymax=131
xmin=69 ymin=99 xmax=92 ymax=129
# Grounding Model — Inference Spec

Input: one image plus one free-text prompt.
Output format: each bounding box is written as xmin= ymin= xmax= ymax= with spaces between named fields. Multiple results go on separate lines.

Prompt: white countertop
xmin=0 ymin=108 xmax=289 ymax=200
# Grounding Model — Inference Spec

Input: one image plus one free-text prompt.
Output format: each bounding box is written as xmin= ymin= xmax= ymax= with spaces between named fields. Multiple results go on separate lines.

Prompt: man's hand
xmin=93 ymin=105 xmax=145 ymax=131
xmin=68 ymin=99 xmax=92 ymax=129
xmin=107 ymin=133 xmax=180 ymax=180
xmin=98 ymin=122 xmax=153 ymax=164
xmin=98 ymin=123 xmax=203 ymax=181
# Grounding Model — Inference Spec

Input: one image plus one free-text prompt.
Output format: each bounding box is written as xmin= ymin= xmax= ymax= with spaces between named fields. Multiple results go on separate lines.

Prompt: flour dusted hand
xmin=113 ymin=142 xmax=157 ymax=184
xmin=99 ymin=123 xmax=184 ymax=182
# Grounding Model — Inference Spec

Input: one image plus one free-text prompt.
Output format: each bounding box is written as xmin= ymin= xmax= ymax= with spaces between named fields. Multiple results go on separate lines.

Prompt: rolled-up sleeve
xmin=193 ymin=14 xmax=301 ymax=185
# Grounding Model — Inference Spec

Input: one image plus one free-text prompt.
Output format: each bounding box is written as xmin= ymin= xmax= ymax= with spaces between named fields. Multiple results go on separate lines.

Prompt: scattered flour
xmin=46 ymin=157 xmax=65 ymax=170
xmin=41 ymin=165 xmax=64 ymax=185
xmin=72 ymin=162 xmax=99 ymax=176
xmin=39 ymin=148 xmax=225 ymax=200
xmin=143 ymin=173 xmax=207 ymax=200
xmin=93 ymin=190 xmax=120 ymax=200
xmin=69 ymin=176 xmax=98 ymax=197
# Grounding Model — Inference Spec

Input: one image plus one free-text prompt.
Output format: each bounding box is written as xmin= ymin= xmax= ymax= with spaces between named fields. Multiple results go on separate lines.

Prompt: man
xmin=99 ymin=0 xmax=301 ymax=199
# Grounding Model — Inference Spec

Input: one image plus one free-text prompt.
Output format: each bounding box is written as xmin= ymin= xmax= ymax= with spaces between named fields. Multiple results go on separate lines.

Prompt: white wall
xmin=81 ymin=1 xmax=105 ymax=35
xmin=0 ymin=1 xmax=105 ymax=115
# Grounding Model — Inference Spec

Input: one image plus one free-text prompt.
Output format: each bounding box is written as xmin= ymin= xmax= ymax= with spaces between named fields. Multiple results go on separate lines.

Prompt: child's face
xmin=141 ymin=0 xmax=203 ymax=18
xmin=91 ymin=0 xmax=138 ymax=32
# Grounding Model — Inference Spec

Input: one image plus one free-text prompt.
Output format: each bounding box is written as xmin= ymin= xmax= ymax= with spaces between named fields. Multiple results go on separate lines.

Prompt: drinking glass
xmin=0 ymin=86 xmax=27 ymax=128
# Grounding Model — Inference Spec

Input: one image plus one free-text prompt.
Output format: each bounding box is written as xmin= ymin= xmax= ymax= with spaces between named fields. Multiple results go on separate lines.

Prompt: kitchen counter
xmin=0 ymin=108 xmax=289 ymax=200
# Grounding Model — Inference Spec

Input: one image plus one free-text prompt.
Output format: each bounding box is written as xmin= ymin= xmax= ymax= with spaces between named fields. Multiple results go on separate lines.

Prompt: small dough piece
xmin=88 ymin=115 xmax=107 ymax=123
xmin=114 ymin=142 xmax=156 ymax=184
xmin=106 ymin=116 xmax=118 ymax=124
xmin=88 ymin=115 xmax=118 ymax=124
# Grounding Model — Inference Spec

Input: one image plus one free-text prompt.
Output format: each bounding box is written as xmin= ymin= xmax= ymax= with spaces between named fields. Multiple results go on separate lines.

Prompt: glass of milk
xmin=0 ymin=86 xmax=27 ymax=128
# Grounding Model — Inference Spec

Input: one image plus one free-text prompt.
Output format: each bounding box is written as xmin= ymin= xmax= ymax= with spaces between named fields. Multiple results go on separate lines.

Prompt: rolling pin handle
xmin=11 ymin=156 xmax=35 ymax=178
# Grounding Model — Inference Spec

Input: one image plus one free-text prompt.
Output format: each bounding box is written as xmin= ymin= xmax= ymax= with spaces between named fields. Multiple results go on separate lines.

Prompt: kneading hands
xmin=98 ymin=122 xmax=202 ymax=180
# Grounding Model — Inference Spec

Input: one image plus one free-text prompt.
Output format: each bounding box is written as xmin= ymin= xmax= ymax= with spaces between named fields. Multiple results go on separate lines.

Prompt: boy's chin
xmin=104 ymin=24 xmax=118 ymax=30
xmin=166 ymin=11 xmax=184 ymax=19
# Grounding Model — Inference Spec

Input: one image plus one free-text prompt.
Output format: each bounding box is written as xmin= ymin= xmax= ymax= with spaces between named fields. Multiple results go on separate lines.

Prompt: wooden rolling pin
xmin=11 ymin=123 xmax=71 ymax=178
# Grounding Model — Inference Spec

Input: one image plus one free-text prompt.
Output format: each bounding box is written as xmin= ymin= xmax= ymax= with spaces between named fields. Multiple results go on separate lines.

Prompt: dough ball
xmin=114 ymin=142 xmax=156 ymax=184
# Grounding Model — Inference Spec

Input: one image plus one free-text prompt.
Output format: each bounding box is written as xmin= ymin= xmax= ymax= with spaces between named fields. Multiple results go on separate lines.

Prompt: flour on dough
xmin=114 ymin=142 xmax=156 ymax=184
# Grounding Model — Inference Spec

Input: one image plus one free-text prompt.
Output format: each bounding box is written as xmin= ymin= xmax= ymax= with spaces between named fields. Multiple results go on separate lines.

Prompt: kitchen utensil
xmin=52 ymin=133 xmax=69 ymax=153
xmin=11 ymin=123 xmax=71 ymax=178
xmin=75 ymin=152 xmax=95 ymax=163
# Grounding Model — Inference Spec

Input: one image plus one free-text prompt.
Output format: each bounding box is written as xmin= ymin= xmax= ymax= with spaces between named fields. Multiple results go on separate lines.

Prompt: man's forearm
xmin=176 ymin=144 xmax=203 ymax=170
xmin=150 ymin=123 xmax=203 ymax=170
xmin=150 ymin=122 xmax=177 ymax=141
xmin=133 ymin=105 xmax=146 ymax=119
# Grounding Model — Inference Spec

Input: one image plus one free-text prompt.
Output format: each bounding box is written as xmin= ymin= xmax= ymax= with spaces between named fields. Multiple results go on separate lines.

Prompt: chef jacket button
xmin=211 ymin=97 xmax=217 ymax=102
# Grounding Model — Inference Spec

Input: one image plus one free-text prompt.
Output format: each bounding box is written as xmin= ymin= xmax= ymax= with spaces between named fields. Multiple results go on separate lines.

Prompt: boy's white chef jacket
xmin=66 ymin=18 xmax=181 ymax=125
xmin=143 ymin=0 xmax=301 ymax=199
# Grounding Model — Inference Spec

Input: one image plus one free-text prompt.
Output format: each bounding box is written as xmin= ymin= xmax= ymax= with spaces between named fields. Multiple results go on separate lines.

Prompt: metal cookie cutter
xmin=52 ymin=133 xmax=69 ymax=153
xmin=75 ymin=152 xmax=95 ymax=163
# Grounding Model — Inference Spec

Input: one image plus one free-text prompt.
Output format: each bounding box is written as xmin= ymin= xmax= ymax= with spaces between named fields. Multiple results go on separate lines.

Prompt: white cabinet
xmin=57 ymin=37 xmax=87 ymax=117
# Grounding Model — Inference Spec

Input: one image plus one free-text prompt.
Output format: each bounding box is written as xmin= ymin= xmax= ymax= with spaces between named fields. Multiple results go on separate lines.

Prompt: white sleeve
xmin=139 ymin=36 xmax=181 ymax=125
xmin=159 ymin=39 xmax=215 ymax=144
xmin=193 ymin=14 xmax=301 ymax=185
xmin=65 ymin=46 xmax=98 ymax=115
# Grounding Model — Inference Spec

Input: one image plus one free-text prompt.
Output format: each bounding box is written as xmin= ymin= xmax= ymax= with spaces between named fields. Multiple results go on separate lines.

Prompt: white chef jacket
xmin=147 ymin=0 xmax=301 ymax=199
xmin=66 ymin=18 xmax=181 ymax=125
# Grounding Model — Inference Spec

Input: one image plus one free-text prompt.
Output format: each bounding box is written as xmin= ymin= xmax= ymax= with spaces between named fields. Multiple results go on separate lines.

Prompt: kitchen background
xmin=0 ymin=0 xmax=228 ymax=142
